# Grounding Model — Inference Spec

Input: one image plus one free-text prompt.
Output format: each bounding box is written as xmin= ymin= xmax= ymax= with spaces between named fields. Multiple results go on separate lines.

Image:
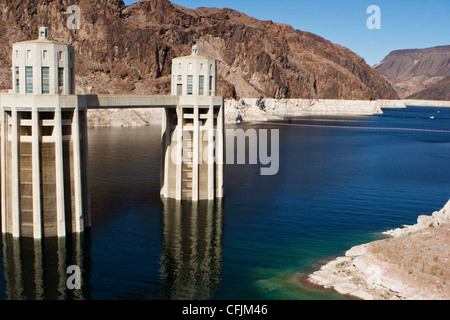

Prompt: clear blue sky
xmin=123 ymin=0 xmax=450 ymax=66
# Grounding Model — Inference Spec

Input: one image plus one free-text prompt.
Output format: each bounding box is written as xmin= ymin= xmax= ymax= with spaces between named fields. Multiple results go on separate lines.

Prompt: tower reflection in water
xmin=160 ymin=199 xmax=223 ymax=300
xmin=2 ymin=233 xmax=91 ymax=300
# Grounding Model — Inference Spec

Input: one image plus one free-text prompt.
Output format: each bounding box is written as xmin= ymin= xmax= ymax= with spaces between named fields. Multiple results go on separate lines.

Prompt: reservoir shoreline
xmin=402 ymin=99 xmax=450 ymax=108
xmin=84 ymin=98 xmax=449 ymax=127
xmin=85 ymin=98 xmax=406 ymax=127
xmin=307 ymin=200 xmax=450 ymax=300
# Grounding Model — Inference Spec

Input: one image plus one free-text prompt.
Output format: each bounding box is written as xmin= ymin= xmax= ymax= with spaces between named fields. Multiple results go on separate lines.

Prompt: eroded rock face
xmin=406 ymin=76 xmax=450 ymax=101
xmin=375 ymin=45 xmax=450 ymax=99
xmin=0 ymin=0 xmax=398 ymax=100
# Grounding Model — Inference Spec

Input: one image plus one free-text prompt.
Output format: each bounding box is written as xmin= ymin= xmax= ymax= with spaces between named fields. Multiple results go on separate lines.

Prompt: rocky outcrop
xmin=406 ymin=76 xmax=450 ymax=101
xmin=375 ymin=46 xmax=450 ymax=99
xmin=308 ymin=199 xmax=450 ymax=300
xmin=384 ymin=200 xmax=450 ymax=237
xmin=0 ymin=0 xmax=398 ymax=102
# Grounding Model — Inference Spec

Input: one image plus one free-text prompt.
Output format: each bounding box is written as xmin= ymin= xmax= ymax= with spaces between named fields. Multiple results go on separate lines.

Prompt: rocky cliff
xmin=406 ymin=76 xmax=450 ymax=101
xmin=0 ymin=0 xmax=398 ymax=101
xmin=375 ymin=46 xmax=450 ymax=99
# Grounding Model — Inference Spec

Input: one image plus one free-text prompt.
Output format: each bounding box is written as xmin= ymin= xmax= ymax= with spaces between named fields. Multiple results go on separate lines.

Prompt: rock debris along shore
xmin=308 ymin=199 xmax=450 ymax=300
xmin=224 ymin=98 xmax=405 ymax=123
xmin=86 ymin=98 xmax=406 ymax=127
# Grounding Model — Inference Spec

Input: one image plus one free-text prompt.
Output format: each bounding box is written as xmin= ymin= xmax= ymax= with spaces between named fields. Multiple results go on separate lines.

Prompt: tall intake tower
xmin=1 ymin=27 xmax=90 ymax=238
xmin=161 ymin=45 xmax=224 ymax=201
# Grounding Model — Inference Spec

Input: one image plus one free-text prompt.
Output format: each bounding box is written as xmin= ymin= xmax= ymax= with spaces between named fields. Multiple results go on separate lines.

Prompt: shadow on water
xmin=1 ymin=232 xmax=92 ymax=300
xmin=158 ymin=199 xmax=223 ymax=300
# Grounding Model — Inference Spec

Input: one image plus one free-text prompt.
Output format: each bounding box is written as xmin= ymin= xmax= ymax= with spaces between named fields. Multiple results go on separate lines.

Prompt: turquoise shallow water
xmin=0 ymin=106 xmax=449 ymax=300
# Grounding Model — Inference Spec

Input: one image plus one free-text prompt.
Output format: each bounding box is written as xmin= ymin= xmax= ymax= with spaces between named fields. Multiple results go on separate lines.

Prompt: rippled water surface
xmin=0 ymin=106 xmax=449 ymax=299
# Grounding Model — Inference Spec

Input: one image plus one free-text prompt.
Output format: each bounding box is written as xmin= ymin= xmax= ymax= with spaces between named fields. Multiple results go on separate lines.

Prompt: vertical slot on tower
xmin=18 ymin=112 xmax=33 ymax=236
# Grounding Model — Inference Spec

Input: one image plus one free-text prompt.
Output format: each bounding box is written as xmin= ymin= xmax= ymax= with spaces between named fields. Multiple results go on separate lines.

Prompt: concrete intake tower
xmin=0 ymin=28 xmax=224 ymax=238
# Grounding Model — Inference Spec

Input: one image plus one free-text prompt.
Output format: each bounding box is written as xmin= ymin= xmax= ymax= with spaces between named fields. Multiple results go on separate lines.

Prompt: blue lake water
xmin=0 ymin=106 xmax=449 ymax=300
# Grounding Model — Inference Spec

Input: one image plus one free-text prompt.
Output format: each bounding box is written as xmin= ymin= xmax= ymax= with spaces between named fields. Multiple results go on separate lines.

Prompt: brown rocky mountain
xmin=407 ymin=76 xmax=450 ymax=101
xmin=0 ymin=0 xmax=398 ymax=100
xmin=375 ymin=45 xmax=450 ymax=99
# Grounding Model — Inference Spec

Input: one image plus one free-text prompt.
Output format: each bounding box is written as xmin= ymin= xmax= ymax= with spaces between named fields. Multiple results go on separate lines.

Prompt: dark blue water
xmin=0 ymin=106 xmax=449 ymax=300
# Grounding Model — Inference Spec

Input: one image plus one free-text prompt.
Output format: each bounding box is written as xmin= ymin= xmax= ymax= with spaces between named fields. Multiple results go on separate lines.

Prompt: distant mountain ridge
xmin=0 ymin=0 xmax=398 ymax=100
xmin=375 ymin=45 xmax=450 ymax=100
